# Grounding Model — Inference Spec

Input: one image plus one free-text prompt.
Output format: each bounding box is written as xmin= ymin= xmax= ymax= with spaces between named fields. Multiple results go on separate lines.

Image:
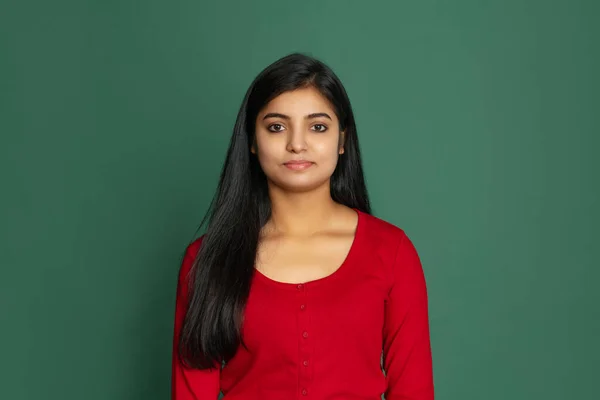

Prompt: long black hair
xmin=179 ymin=52 xmax=371 ymax=369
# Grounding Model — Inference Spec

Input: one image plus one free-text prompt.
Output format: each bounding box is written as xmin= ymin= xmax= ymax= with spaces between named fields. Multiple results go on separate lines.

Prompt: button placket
xmin=297 ymin=283 xmax=312 ymax=397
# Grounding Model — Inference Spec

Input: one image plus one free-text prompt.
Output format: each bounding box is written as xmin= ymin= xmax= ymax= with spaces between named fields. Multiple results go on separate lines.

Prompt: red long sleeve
xmin=171 ymin=239 xmax=220 ymax=399
xmin=382 ymin=232 xmax=434 ymax=399
xmin=170 ymin=209 xmax=434 ymax=399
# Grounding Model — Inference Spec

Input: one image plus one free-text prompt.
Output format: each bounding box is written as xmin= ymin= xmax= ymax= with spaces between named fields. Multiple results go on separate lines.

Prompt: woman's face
xmin=252 ymin=86 xmax=345 ymax=193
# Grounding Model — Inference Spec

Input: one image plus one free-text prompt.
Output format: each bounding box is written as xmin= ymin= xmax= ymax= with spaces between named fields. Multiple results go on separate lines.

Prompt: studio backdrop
xmin=1 ymin=1 xmax=597 ymax=399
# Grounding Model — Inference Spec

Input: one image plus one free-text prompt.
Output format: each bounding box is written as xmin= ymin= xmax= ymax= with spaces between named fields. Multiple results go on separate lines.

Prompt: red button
xmin=302 ymin=331 xmax=308 ymax=338
xmin=297 ymin=284 xmax=304 ymax=290
xmin=301 ymin=389 xmax=308 ymax=396
xmin=300 ymin=304 xmax=306 ymax=310
xmin=303 ymin=360 xmax=309 ymax=366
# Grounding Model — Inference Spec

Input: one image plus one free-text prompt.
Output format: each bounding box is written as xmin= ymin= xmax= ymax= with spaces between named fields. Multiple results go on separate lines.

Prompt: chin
xmin=269 ymin=175 xmax=330 ymax=193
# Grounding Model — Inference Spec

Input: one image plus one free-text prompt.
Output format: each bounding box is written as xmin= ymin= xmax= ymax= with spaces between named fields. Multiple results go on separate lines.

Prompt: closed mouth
xmin=284 ymin=160 xmax=313 ymax=165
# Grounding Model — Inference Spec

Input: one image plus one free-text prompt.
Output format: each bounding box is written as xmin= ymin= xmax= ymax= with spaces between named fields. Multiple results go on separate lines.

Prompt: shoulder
xmin=358 ymin=211 xmax=423 ymax=280
xmin=178 ymin=234 xmax=205 ymax=282
xmin=359 ymin=210 xmax=407 ymax=251
xmin=185 ymin=235 xmax=205 ymax=259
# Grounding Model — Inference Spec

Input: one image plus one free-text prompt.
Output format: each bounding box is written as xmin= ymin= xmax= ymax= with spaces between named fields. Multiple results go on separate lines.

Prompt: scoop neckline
xmin=253 ymin=207 xmax=363 ymax=291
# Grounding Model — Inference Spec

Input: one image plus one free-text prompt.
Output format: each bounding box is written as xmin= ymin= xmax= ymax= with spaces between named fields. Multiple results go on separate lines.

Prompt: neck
xmin=266 ymin=182 xmax=340 ymax=236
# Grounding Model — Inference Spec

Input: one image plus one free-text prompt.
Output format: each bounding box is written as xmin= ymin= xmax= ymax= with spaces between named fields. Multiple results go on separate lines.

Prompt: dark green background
xmin=2 ymin=0 xmax=598 ymax=399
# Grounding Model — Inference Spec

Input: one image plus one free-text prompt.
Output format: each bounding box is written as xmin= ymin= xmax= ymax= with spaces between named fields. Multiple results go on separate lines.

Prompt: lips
xmin=284 ymin=160 xmax=314 ymax=170
xmin=285 ymin=160 xmax=312 ymax=165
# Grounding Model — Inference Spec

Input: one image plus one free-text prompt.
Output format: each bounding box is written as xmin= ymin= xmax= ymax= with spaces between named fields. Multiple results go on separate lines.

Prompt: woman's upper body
xmin=171 ymin=52 xmax=434 ymax=399
xmin=172 ymin=208 xmax=433 ymax=399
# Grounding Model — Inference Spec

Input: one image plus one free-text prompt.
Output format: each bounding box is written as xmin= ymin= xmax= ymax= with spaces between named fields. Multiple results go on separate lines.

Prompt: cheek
xmin=256 ymin=140 xmax=277 ymax=159
xmin=255 ymin=139 xmax=282 ymax=170
xmin=314 ymin=136 xmax=342 ymax=159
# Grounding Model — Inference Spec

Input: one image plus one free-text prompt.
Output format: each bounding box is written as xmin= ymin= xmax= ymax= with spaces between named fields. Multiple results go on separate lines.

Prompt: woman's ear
xmin=338 ymin=131 xmax=346 ymax=154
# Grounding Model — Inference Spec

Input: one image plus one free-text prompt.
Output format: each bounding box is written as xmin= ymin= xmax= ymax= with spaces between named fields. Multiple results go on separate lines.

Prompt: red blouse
xmin=172 ymin=209 xmax=434 ymax=399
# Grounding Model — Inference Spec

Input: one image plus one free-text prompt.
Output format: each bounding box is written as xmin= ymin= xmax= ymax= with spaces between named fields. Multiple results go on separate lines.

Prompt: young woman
xmin=172 ymin=52 xmax=434 ymax=399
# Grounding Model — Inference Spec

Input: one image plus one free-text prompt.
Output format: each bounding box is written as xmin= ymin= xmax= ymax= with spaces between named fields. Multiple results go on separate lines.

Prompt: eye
xmin=312 ymin=124 xmax=328 ymax=133
xmin=267 ymin=123 xmax=284 ymax=133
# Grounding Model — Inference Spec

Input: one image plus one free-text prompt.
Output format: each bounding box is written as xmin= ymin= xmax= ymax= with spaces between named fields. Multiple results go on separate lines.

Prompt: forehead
xmin=261 ymin=87 xmax=336 ymax=115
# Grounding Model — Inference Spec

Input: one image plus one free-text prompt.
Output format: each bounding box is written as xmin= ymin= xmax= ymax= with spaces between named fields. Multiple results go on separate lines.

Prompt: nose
xmin=286 ymin=128 xmax=308 ymax=153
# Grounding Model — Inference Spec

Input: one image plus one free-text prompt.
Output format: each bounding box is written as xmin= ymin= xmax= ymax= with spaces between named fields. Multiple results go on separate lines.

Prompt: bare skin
xmin=251 ymin=86 xmax=359 ymax=284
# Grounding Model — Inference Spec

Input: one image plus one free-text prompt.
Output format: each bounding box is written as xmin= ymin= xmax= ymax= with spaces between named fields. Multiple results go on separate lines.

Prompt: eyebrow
xmin=262 ymin=112 xmax=332 ymax=121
